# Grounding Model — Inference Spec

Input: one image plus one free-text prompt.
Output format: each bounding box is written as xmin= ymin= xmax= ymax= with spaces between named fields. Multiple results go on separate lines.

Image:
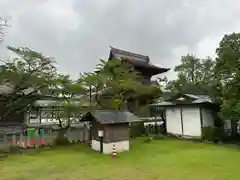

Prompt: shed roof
xmin=83 ymin=110 xmax=141 ymax=124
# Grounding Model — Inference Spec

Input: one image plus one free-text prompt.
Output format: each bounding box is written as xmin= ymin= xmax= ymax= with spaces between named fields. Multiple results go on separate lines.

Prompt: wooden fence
xmin=0 ymin=126 xmax=90 ymax=151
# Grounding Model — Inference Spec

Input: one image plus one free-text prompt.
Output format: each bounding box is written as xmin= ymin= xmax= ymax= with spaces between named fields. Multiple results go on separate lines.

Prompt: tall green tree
xmin=166 ymin=55 xmax=216 ymax=94
xmin=79 ymin=59 xmax=160 ymax=111
xmin=51 ymin=74 xmax=86 ymax=128
xmin=174 ymin=54 xmax=202 ymax=84
xmin=214 ymin=32 xmax=240 ymax=119
xmin=44 ymin=74 xmax=88 ymax=143
xmin=0 ymin=46 xmax=57 ymax=123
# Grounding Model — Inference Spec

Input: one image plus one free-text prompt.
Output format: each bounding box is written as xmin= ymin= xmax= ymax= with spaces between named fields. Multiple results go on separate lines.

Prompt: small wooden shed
xmin=81 ymin=110 xmax=141 ymax=154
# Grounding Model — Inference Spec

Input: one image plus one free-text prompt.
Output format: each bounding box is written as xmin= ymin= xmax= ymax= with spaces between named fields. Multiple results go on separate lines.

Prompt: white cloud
xmin=38 ymin=0 xmax=80 ymax=31
xmin=1 ymin=0 xmax=240 ymax=80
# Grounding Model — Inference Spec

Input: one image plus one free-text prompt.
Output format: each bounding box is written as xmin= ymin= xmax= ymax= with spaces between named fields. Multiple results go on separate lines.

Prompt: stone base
xmin=91 ymin=140 xmax=129 ymax=154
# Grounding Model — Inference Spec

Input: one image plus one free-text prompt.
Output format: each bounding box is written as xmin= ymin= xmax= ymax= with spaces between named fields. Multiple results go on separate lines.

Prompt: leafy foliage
xmin=1 ymin=31 xmax=239 ymax=127
xmin=202 ymin=126 xmax=220 ymax=142
xmin=174 ymin=55 xmax=202 ymax=84
xmin=79 ymin=59 xmax=160 ymax=110
xmin=130 ymin=122 xmax=145 ymax=138
xmin=214 ymin=33 xmax=240 ymax=119
xmin=166 ymin=55 xmax=216 ymax=94
xmin=165 ymin=32 xmax=240 ymax=122
xmin=0 ymin=46 xmax=57 ymax=122
xmin=50 ymin=74 xmax=86 ymax=128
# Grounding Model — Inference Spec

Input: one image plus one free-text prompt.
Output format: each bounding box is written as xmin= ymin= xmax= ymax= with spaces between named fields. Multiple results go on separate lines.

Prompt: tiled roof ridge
xmin=110 ymin=46 xmax=150 ymax=62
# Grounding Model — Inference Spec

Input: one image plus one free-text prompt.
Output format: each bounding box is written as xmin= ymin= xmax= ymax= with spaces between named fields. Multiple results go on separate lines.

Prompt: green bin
xmin=40 ymin=129 xmax=45 ymax=135
xmin=27 ymin=128 xmax=36 ymax=137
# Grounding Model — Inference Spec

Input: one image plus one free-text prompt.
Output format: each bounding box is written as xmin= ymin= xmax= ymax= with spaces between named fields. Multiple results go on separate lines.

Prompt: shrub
xmin=202 ymin=126 xmax=220 ymax=142
xmin=54 ymin=136 xmax=70 ymax=146
xmin=130 ymin=122 xmax=145 ymax=138
xmin=54 ymin=129 xmax=70 ymax=146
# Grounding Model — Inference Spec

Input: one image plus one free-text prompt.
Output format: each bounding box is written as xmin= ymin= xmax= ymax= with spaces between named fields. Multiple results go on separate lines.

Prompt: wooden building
xmin=107 ymin=47 xmax=170 ymax=115
xmin=109 ymin=46 xmax=170 ymax=84
xmin=150 ymin=93 xmax=219 ymax=138
xmin=81 ymin=110 xmax=141 ymax=154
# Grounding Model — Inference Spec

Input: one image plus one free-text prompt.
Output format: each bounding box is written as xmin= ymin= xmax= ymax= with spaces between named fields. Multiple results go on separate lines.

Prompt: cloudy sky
xmin=1 ymin=0 xmax=240 ymax=80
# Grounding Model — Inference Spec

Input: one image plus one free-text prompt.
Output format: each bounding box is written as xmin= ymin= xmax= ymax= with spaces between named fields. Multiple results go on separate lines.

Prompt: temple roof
xmin=109 ymin=46 xmax=170 ymax=75
xmin=109 ymin=46 xmax=150 ymax=63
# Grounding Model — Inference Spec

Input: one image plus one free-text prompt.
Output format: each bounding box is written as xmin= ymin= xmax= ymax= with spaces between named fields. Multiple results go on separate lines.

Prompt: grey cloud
xmin=1 ymin=0 xmax=240 ymax=79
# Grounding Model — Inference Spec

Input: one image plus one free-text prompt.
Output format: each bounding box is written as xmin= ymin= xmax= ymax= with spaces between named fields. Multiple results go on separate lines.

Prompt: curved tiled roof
xmin=110 ymin=46 xmax=150 ymax=62
xmin=150 ymin=93 xmax=214 ymax=106
xmin=109 ymin=46 xmax=170 ymax=75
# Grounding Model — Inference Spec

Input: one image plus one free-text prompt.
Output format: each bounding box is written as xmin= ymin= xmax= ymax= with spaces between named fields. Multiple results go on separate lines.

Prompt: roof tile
xmin=91 ymin=110 xmax=141 ymax=124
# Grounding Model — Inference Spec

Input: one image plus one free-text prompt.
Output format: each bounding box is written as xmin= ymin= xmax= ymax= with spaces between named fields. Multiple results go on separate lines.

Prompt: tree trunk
xmin=55 ymin=127 xmax=69 ymax=145
xmin=55 ymin=115 xmax=69 ymax=145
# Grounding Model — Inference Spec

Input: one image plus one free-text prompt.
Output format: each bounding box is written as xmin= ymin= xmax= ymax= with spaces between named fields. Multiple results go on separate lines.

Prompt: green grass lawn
xmin=1 ymin=138 xmax=240 ymax=180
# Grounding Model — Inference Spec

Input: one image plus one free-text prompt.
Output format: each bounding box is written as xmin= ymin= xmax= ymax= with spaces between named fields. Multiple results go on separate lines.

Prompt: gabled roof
xmin=82 ymin=110 xmax=141 ymax=124
xmin=109 ymin=46 xmax=170 ymax=75
xmin=150 ymin=93 xmax=214 ymax=107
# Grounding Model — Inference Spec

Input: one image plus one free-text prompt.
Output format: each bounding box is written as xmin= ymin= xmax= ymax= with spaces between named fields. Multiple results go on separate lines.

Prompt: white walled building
xmin=150 ymin=93 xmax=219 ymax=138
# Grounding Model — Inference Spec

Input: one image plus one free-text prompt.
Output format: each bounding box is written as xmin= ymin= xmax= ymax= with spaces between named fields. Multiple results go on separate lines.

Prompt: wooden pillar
xmin=100 ymin=136 xmax=103 ymax=154
xmin=28 ymin=110 xmax=31 ymax=124
xmin=39 ymin=107 xmax=42 ymax=124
